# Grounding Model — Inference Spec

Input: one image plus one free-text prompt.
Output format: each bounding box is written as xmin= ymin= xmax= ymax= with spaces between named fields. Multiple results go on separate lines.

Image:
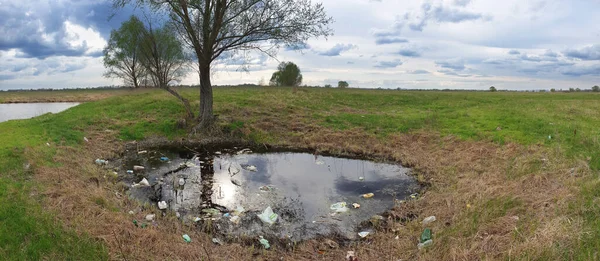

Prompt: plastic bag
xmin=330 ymin=202 xmax=349 ymax=213
xmin=257 ymin=206 xmax=278 ymax=225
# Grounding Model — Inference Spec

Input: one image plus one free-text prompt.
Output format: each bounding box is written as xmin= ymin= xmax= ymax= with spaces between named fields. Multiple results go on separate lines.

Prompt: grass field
xmin=1 ymin=87 xmax=599 ymax=260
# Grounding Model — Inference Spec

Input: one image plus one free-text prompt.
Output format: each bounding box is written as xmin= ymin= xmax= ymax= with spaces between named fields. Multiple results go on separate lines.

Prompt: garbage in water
xmin=160 ymin=157 xmax=169 ymax=162
xmin=259 ymin=185 xmax=275 ymax=192
xmin=242 ymin=165 xmax=257 ymax=172
xmin=358 ymin=231 xmax=370 ymax=238
xmin=158 ymin=201 xmax=168 ymax=210
xmin=202 ymin=208 xmax=221 ymax=216
xmin=133 ymin=165 xmax=145 ymax=171
xmin=362 ymin=193 xmax=374 ymax=198
xmin=257 ymin=206 xmax=278 ymax=225
xmin=145 ymin=214 xmax=155 ymax=221
xmin=410 ymin=193 xmax=419 ymax=199
xmin=346 ymin=251 xmax=357 ymax=261
xmin=132 ymin=178 xmax=150 ymax=188
xmin=212 ymin=238 xmax=223 ymax=245
xmin=258 ymin=236 xmax=270 ymax=249
xmin=358 ymin=176 xmax=364 ymax=181
xmin=330 ymin=202 xmax=349 ymax=213
xmin=95 ymin=159 xmax=107 ymax=165
xmin=182 ymin=234 xmax=191 ymax=243
xmin=178 ymin=178 xmax=185 ymax=186
xmin=126 ymin=170 xmax=133 ymax=174
xmin=123 ymin=149 xmax=418 ymax=242
xmin=315 ymin=160 xmax=325 ymax=165
xmin=420 ymin=228 xmax=432 ymax=243
xmin=422 ymin=216 xmax=436 ymax=225
xmin=418 ymin=239 xmax=433 ymax=250
xmin=138 ymin=150 xmax=147 ymax=154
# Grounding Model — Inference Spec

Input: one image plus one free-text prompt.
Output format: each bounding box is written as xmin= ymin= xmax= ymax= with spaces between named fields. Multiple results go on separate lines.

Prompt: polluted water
xmin=120 ymin=147 xmax=420 ymax=243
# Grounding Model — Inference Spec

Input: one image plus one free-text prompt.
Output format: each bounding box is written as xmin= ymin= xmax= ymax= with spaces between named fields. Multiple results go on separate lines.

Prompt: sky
xmin=1 ymin=0 xmax=600 ymax=91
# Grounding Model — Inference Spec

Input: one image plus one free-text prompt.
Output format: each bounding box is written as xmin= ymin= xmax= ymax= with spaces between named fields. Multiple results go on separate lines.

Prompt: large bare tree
xmin=113 ymin=0 xmax=333 ymax=131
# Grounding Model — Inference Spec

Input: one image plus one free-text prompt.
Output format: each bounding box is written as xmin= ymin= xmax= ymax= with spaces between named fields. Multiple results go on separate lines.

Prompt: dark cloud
xmin=562 ymin=64 xmax=600 ymax=76
xmin=0 ymin=74 xmax=17 ymax=80
xmin=435 ymin=60 xmax=466 ymax=71
xmin=437 ymin=69 xmax=471 ymax=77
xmin=563 ymin=44 xmax=600 ymax=60
xmin=397 ymin=48 xmax=421 ymax=57
xmin=508 ymin=50 xmax=521 ymax=55
xmin=409 ymin=69 xmax=430 ymax=74
xmin=316 ymin=44 xmax=357 ymax=56
xmin=375 ymin=37 xmax=408 ymax=45
xmin=374 ymin=59 xmax=403 ymax=68
xmin=285 ymin=42 xmax=311 ymax=51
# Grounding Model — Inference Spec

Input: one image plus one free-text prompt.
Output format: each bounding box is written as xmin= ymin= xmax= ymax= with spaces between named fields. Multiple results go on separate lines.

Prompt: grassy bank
xmin=0 ymin=87 xmax=599 ymax=260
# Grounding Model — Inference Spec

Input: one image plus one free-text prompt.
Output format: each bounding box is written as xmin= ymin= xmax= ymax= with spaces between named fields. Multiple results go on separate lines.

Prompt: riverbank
xmin=1 ymin=87 xmax=599 ymax=260
xmin=0 ymin=88 xmax=148 ymax=103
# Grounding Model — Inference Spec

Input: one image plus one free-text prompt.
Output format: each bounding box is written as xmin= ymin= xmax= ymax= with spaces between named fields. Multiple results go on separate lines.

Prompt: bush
xmin=489 ymin=86 xmax=497 ymax=92
xmin=338 ymin=81 xmax=349 ymax=88
xmin=592 ymin=85 xmax=600 ymax=92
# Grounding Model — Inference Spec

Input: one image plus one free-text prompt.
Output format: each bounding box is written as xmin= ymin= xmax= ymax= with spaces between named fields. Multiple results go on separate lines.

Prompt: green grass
xmin=1 ymin=87 xmax=600 ymax=259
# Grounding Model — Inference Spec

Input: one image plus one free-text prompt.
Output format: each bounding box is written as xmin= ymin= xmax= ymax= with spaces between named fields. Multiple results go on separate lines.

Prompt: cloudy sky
xmin=1 ymin=0 xmax=600 ymax=90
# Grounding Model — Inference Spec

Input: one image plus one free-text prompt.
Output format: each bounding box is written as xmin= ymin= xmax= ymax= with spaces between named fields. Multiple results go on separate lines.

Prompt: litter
xmin=160 ymin=156 xmax=169 ymax=162
xmin=145 ymin=214 xmax=155 ymax=221
xmin=346 ymin=251 xmax=357 ymax=261
xmin=202 ymin=208 xmax=221 ymax=216
xmin=315 ymin=160 xmax=325 ymax=165
xmin=257 ymin=206 xmax=278 ymax=225
xmin=133 ymin=220 xmax=138 ymax=227
xmin=230 ymin=215 xmax=240 ymax=224
xmin=352 ymin=203 xmax=360 ymax=209
xmin=194 ymin=217 xmax=201 ymax=222
xmin=410 ymin=193 xmax=419 ymax=199
xmin=395 ymin=235 xmax=399 ymax=240
xmin=133 ymin=165 xmax=145 ymax=171
xmin=83 ymin=137 xmax=89 ymax=142
xmin=258 ymin=236 xmax=270 ymax=249
xmin=126 ymin=170 xmax=133 ymax=174
xmin=178 ymin=178 xmax=185 ymax=186
xmin=418 ymin=239 xmax=433 ymax=250
xmin=237 ymin=148 xmax=252 ymax=154
xmin=420 ymin=228 xmax=432 ymax=243
xmin=157 ymin=201 xmax=168 ymax=210
xmin=223 ymin=213 xmax=231 ymax=217
xmin=362 ymin=193 xmax=374 ymax=198
xmin=137 ymin=150 xmax=147 ymax=154
xmin=128 ymin=210 xmax=135 ymax=215
xmin=215 ymin=151 xmax=222 ymax=155
xmin=259 ymin=185 xmax=275 ymax=192
xmin=243 ymin=165 xmax=257 ymax=172
xmin=95 ymin=159 xmax=107 ymax=165
xmin=358 ymin=231 xmax=370 ymax=238
xmin=422 ymin=216 xmax=436 ymax=225
xmin=233 ymin=206 xmax=245 ymax=215
xmin=358 ymin=176 xmax=364 ymax=181
xmin=182 ymin=234 xmax=191 ymax=243
xmin=330 ymin=202 xmax=349 ymax=213
xmin=132 ymin=178 xmax=150 ymax=188
xmin=212 ymin=238 xmax=223 ymax=245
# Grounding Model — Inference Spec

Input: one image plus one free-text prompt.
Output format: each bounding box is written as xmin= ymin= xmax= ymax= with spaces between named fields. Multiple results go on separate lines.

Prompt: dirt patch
xmin=31 ymin=128 xmax=585 ymax=260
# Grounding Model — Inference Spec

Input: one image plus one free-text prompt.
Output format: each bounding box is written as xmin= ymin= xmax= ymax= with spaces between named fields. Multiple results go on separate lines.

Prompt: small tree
xmin=569 ymin=88 xmax=575 ymax=92
xmin=338 ymin=81 xmax=349 ymax=88
xmin=269 ymin=62 xmax=302 ymax=86
xmin=551 ymin=88 xmax=556 ymax=92
xmin=138 ymin=22 xmax=194 ymax=119
xmin=324 ymin=84 xmax=332 ymax=88
xmin=103 ymin=16 xmax=147 ymax=88
xmin=576 ymin=88 xmax=582 ymax=92
xmin=489 ymin=86 xmax=497 ymax=92
xmin=592 ymin=85 xmax=600 ymax=92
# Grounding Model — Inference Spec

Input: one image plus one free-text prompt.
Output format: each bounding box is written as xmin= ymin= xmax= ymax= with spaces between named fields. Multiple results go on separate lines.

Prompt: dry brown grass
xmin=0 ymin=89 xmax=150 ymax=103
xmin=29 ymin=115 xmax=590 ymax=260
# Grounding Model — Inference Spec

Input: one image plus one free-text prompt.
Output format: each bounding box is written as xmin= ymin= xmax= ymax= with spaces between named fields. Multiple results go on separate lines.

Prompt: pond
xmin=0 ymin=102 xmax=80 ymax=123
xmin=119 ymin=147 xmax=419 ymax=245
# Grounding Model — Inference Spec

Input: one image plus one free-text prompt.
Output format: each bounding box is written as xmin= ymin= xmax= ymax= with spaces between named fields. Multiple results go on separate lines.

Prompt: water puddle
xmin=119 ymin=147 xmax=419 ymax=244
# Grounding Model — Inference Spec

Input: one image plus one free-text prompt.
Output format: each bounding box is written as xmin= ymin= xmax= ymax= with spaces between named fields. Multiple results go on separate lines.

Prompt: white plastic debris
xmin=133 ymin=165 xmax=145 ymax=171
xmin=346 ymin=251 xmax=356 ymax=261
xmin=243 ymin=165 xmax=257 ymax=172
xmin=330 ymin=202 xmax=349 ymax=213
xmin=212 ymin=238 xmax=223 ymax=245
xmin=132 ymin=178 xmax=150 ymax=188
xmin=233 ymin=206 xmax=245 ymax=215
xmin=178 ymin=178 xmax=185 ymax=186
xmin=157 ymin=201 xmax=168 ymax=210
xmin=194 ymin=217 xmax=201 ymax=222
xmin=137 ymin=150 xmax=147 ymax=154
xmin=259 ymin=236 xmax=270 ymax=249
xmin=230 ymin=215 xmax=240 ymax=224
xmin=257 ymin=206 xmax=278 ymax=225
xmin=83 ymin=137 xmax=89 ymax=142
xmin=315 ymin=160 xmax=325 ymax=165
xmin=422 ymin=216 xmax=436 ymax=225
xmin=145 ymin=214 xmax=155 ymax=221
xmin=418 ymin=239 xmax=433 ymax=250
xmin=358 ymin=231 xmax=370 ymax=238
xmin=128 ymin=210 xmax=135 ymax=215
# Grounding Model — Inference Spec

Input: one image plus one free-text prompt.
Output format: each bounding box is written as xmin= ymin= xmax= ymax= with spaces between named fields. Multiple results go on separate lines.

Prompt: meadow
xmin=1 ymin=87 xmax=599 ymax=260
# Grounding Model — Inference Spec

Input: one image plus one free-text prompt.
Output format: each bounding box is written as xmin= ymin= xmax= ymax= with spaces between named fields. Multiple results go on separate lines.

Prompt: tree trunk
xmin=195 ymin=64 xmax=214 ymax=130
xmin=163 ymin=85 xmax=194 ymax=120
